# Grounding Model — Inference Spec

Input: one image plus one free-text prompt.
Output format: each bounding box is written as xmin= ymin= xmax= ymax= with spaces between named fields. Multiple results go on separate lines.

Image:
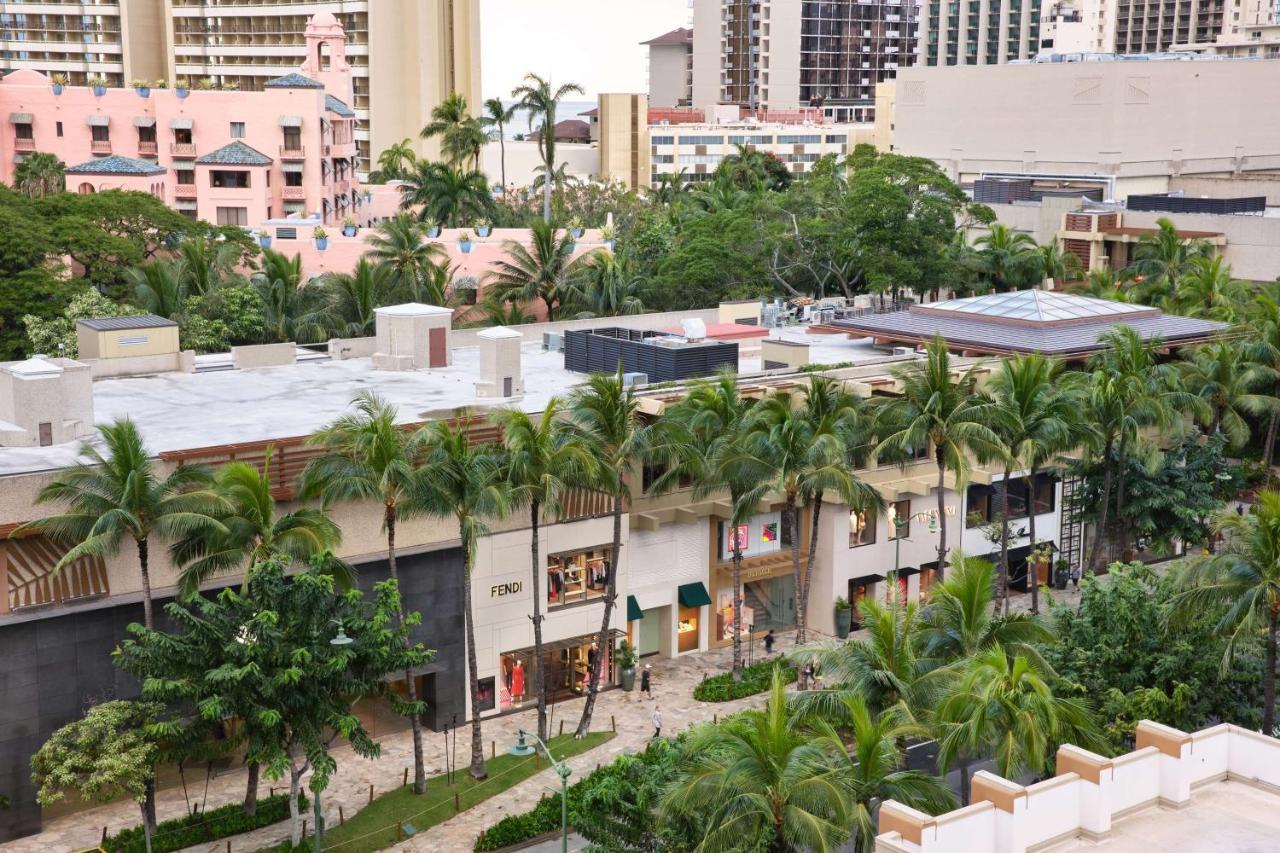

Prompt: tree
xmin=176 ymin=233 xmax=246 ymax=298
xmin=115 ymin=557 xmax=431 ymax=846
xmin=371 ymin=138 xmax=418 ymax=183
xmin=660 ymin=672 xmax=853 ymax=852
xmin=251 ymin=249 xmax=333 ymax=344
xmin=1170 ymin=491 xmax=1280 ymax=735
xmin=1037 ymin=241 xmax=1084 ymax=289
xmin=31 ymin=701 xmax=165 ymax=853
xmin=414 ymin=417 xmax=509 ymax=778
xmin=486 ymin=219 xmax=592 ymax=320
xmin=23 ymin=287 xmax=143 ymax=358
xmin=13 ymin=152 xmax=65 ymax=198
xmin=19 ymin=419 xmax=222 ymax=630
xmin=181 ymin=284 xmax=267 ymax=353
xmin=1245 ymin=289 xmax=1280 ymax=483
xmin=366 ymin=213 xmax=447 ymax=302
xmin=323 ymin=257 xmax=397 ymax=337
xmin=564 ymin=251 xmax=645 ymax=319
xmin=1177 ymin=341 xmax=1272 ymax=449
xmin=399 ymin=161 xmax=493 ymax=228
xmin=127 ymin=258 xmax=189 ymax=318
xmin=481 ymin=97 xmax=518 ymax=195
xmin=877 ymin=336 xmax=1005 ymax=573
xmin=301 ymin=393 xmax=434 ymax=794
xmin=936 ymin=646 xmax=1106 ymax=804
xmin=420 ymin=92 xmax=486 ymax=169
xmin=716 ymin=144 xmax=792 ymax=192
xmin=1168 ymin=255 xmax=1248 ymax=321
xmin=512 ymin=72 xmax=585 ymax=222
xmin=492 ymin=400 xmax=594 ymax=741
xmin=569 ymin=370 xmax=645 ymax=736
xmin=972 ymin=224 xmax=1040 ymax=292
xmin=1127 ymin=216 xmax=1213 ymax=304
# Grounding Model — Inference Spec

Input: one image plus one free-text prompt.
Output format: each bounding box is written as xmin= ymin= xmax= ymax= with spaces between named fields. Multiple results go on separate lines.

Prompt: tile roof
xmin=77 ymin=315 xmax=178 ymax=331
xmin=263 ymin=72 xmax=324 ymax=89
xmin=66 ymin=155 xmax=166 ymax=176
xmin=921 ymin=290 xmax=1152 ymax=324
xmin=642 ymin=27 xmax=693 ymax=46
xmin=195 ymin=141 xmax=273 ymax=166
xmin=325 ymin=94 xmax=355 ymax=117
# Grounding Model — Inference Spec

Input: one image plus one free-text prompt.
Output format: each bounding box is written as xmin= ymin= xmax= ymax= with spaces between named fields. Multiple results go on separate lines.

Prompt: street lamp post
xmin=311 ymin=621 xmax=355 ymax=853
xmin=509 ymin=729 xmax=572 ymax=853
xmin=887 ymin=505 xmax=910 ymax=604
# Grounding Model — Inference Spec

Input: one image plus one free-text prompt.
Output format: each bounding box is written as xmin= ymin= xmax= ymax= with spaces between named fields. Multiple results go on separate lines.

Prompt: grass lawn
xmin=298 ymin=732 xmax=615 ymax=852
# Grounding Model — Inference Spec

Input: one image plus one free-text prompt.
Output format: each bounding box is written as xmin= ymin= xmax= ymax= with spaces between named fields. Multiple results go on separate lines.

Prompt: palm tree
xmin=1170 ymin=491 xmax=1280 ymax=733
xmin=251 ymin=250 xmax=333 ymax=344
xmin=973 ymin=225 xmax=1040 ymax=292
xmin=1245 ymin=291 xmax=1280 ymax=483
xmin=743 ymin=376 xmax=883 ymax=643
xmin=13 ymin=151 xmax=65 ymax=197
xmin=491 ymin=401 xmax=594 ymax=741
xmin=399 ymin=161 xmax=492 ymax=228
xmin=420 ymin=92 xmax=486 ymax=170
xmin=530 ymin=160 xmax=577 ymax=198
xmin=716 ymin=144 xmax=791 ymax=192
xmin=1177 ymin=341 xmax=1274 ymax=449
xmin=480 ymin=97 xmax=518 ymax=195
xmin=18 ymin=420 xmax=221 ymax=629
xmin=127 ymin=260 xmax=189 ymax=319
xmin=937 ymin=645 xmax=1106 ymax=803
xmin=1168 ymin=255 xmax=1249 ymax=321
xmin=988 ymin=353 xmax=1089 ymax=612
xmin=1128 ymin=216 xmax=1213 ymax=304
xmin=689 ymin=177 xmax=754 ymax=215
xmin=512 ymin=72 xmax=584 ymax=222
xmin=366 ymin=214 xmax=446 ymax=301
xmin=1077 ymin=268 xmax=1136 ymax=303
xmin=300 ymin=393 xmax=434 ymax=794
xmin=647 ymin=170 xmax=689 ymax=206
xmin=372 ymin=138 xmax=417 ymax=183
xmin=473 ymin=296 xmax=535 ymax=327
xmin=178 ymin=234 xmax=242 ymax=297
xmin=485 ymin=219 xmax=591 ymax=321
xmin=1037 ymin=242 xmax=1084 ymax=289
xmin=414 ymin=418 xmax=509 ymax=778
xmin=876 ymin=336 xmax=1005 ymax=573
xmin=565 ymin=252 xmax=646 ymax=318
xmin=660 ymin=672 xmax=853 ymax=852
xmin=322 ymin=257 xmax=397 ymax=337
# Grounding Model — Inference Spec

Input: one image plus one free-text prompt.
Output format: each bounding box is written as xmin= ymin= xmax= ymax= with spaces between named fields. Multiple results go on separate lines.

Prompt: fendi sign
xmin=491 ymin=581 xmax=523 ymax=598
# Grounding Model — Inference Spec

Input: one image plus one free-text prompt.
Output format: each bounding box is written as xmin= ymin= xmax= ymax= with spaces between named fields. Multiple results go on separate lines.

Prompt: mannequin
xmin=511 ymin=659 xmax=525 ymax=704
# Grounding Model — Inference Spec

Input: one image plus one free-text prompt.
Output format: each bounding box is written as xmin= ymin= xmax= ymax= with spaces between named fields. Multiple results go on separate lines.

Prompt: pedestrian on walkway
xmin=764 ymin=629 xmax=775 ymax=656
xmin=640 ymin=664 xmax=653 ymax=700
xmin=1071 ymin=564 xmax=1081 ymax=590
xmin=652 ymin=704 xmax=663 ymax=739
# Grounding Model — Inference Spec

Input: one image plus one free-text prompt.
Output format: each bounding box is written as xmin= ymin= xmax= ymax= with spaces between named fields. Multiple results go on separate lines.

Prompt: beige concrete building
xmin=919 ymin=0 xmax=1043 ymax=65
xmin=0 ymin=0 xmax=481 ymax=175
xmin=643 ymin=27 xmax=693 ymax=108
xmin=1173 ymin=21 xmax=1280 ymax=56
xmin=597 ymin=93 xmax=651 ymax=191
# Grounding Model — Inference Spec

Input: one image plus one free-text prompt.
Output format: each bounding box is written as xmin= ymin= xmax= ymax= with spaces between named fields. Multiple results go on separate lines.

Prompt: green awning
xmin=678 ymin=582 xmax=712 ymax=608
xmin=627 ymin=595 xmax=644 ymax=622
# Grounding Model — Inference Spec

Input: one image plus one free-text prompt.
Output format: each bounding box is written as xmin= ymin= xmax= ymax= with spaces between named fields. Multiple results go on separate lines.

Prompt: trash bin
xmin=1053 ymin=565 xmax=1071 ymax=591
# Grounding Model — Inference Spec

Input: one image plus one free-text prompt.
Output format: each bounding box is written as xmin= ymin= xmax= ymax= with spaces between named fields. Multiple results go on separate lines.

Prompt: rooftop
xmin=65 ymin=155 xmax=166 ymax=176
xmin=324 ymin=94 xmax=355 ymax=118
xmin=77 ymin=315 xmax=178 ymax=331
xmin=641 ymin=27 xmax=693 ymax=46
xmin=195 ymin=141 xmax=274 ymax=167
xmin=263 ymin=72 xmax=325 ymax=89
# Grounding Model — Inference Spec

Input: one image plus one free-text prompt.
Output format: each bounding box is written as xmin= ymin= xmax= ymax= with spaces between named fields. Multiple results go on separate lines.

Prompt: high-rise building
xmin=643 ymin=28 xmax=693 ymax=107
xmin=684 ymin=0 xmax=918 ymax=123
xmin=0 ymin=0 xmax=480 ymax=174
xmin=918 ymin=0 xmax=1045 ymax=65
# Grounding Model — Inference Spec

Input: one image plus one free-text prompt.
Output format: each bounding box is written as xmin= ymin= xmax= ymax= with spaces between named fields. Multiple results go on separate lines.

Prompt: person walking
xmin=640 ymin=664 xmax=653 ymax=700
xmin=1070 ymin=564 xmax=1081 ymax=590
xmin=763 ymin=629 xmax=775 ymax=656
xmin=652 ymin=704 xmax=663 ymax=739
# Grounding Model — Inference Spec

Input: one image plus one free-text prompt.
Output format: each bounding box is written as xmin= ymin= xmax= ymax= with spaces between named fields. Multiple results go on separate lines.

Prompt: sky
xmin=479 ymin=0 xmax=689 ymax=101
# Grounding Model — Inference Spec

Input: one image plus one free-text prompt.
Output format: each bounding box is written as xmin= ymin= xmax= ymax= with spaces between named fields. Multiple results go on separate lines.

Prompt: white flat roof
xmin=373 ymin=302 xmax=454 ymax=316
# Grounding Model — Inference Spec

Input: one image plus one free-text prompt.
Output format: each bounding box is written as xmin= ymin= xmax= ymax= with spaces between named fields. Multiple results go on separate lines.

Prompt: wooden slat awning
xmin=2 ymin=536 xmax=109 ymax=614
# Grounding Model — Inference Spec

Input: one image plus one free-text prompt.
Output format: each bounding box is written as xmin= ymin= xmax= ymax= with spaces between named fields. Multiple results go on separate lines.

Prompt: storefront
xmin=919 ymin=561 xmax=942 ymax=600
xmin=495 ymin=630 xmax=624 ymax=711
xmin=709 ymin=511 xmax=800 ymax=648
xmin=847 ymin=574 xmax=881 ymax=631
xmin=677 ymin=582 xmax=711 ymax=653
xmin=547 ymin=545 xmax=611 ymax=608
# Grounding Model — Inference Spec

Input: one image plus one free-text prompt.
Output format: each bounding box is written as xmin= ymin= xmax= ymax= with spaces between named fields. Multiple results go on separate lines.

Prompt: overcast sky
xmin=480 ymin=0 xmax=689 ymax=100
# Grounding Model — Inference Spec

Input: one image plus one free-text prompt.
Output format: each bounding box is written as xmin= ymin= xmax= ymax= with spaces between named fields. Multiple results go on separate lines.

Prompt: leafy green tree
xmin=512 ymin=73 xmax=585 ymax=222
xmin=114 ymin=557 xmax=431 ymax=846
xmin=565 ymin=252 xmax=646 ymax=318
xmin=366 ymin=213 xmax=447 ymax=302
xmin=1037 ymin=242 xmax=1084 ymax=289
xmin=181 ymin=284 xmax=267 ymax=353
xmin=573 ymin=740 xmax=684 ymax=851
xmin=420 ymin=91 xmax=486 ymax=170
xmin=12 ymin=151 xmax=65 ymax=198
xmin=323 ymin=257 xmax=397 ymax=337
xmin=30 ymin=701 xmax=165 ymax=853
xmin=486 ymin=219 xmax=592 ymax=320
xmin=716 ymin=144 xmax=793 ymax=192
xmin=399 ymin=161 xmax=493 ymax=227
xmin=23 ymin=287 xmax=144 ymax=358
xmin=481 ymin=97 xmax=518 ymax=194
xmin=251 ymin=249 xmax=333 ymax=344
xmin=651 ymin=210 xmax=772 ymax=309
xmin=128 ymin=258 xmax=189 ymax=318
xmin=176 ymin=233 xmax=247 ymax=297
xmin=18 ymin=419 xmax=222 ymax=629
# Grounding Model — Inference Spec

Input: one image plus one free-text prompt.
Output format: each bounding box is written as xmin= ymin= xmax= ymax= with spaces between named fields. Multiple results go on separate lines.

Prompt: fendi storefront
xmin=708 ymin=509 xmax=803 ymax=649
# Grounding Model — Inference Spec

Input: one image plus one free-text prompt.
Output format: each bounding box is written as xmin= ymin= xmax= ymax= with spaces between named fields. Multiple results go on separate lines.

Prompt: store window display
xmin=547 ymin=546 xmax=610 ymax=608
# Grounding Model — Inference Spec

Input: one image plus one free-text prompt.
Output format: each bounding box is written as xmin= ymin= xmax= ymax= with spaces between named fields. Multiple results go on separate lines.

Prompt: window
xmin=14 ymin=122 xmax=31 ymax=140
xmin=173 ymin=128 xmax=192 ymax=144
xmin=55 ymin=120 xmax=63 ymax=137
xmin=778 ymin=134 xmax=821 ymax=144
xmin=284 ymin=171 xmax=303 ymax=187
xmin=677 ymin=134 xmax=726 ymax=145
xmin=175 ymin=168 xmax=195 ymax=186
xmin=282 ymin=127 xmax=301 ymax=150
xmin=137 ymin=125 xmax=156 ymax=143
xmin=824 ymin=134 xmax=847 ymax=143
xmin=548 ymin=547 xmax=610 ymax=608
xmin=215 ymin=206 xmax=248 ymax=226
xmin=90 ymin=125 xmax=109 ymax=142
xmin=650 ymin=135 xmax=674 ymax=145
xmin=210 ymin=170 xmax=250 ymax=188
xmin=229 ymin=121 xmax=245 ymax=139
xmin=849 ymin=508 xmax=876 ymax=547
xmin=38 ymin=422 xmax=52 ymax=447
xmin=966 ymin=474 xmax=1057 ymax=527
xmin=888 ymin=500 xmax=911 ymax=540
xmin=718 ymin=512 xmax=785 ymax=561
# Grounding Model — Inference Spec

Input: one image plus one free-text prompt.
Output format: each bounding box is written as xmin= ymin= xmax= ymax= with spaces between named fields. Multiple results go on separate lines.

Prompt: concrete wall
xmin=231 ymin=342 xmax=297 ymax=370
xmin=598 ymin=93 xmax=650 ymax=191
xmin=328 ymin=336 xmax=378 ymax=360
xmin=85 ymin=350 xmax=196 ymax=379
xmin=648 ymin=45 xmax=689 ymax=108
xmin=479 ymin=139 xmax=597 ymax=191
xmin=1170 ymin=174 xmax=1280 ymax=206
xmin=449 ymin=308 xmax=720 ymax=348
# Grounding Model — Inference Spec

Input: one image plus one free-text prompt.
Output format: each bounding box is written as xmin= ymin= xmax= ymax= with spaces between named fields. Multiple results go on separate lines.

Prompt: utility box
xmin=475 ymin=326 xmax=523 ymax=399
xmin=76 ymin=315 xmax=179 ymax=360
xmin=372 ymin=303 xmax=452 ymax=371
xmin=761 ymin=338 xmax=810 ymax=370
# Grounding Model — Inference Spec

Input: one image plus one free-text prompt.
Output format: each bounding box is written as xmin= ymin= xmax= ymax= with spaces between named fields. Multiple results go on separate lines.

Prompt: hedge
xmin=691 ymin=659 xmax=797 ymax=702
xmin=103 ymin=792 xmax=305 ymax=853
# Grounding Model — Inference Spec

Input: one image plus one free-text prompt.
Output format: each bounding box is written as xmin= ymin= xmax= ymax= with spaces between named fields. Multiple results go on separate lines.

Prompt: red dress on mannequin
xmin=511 ymin=661 xmax=525 ymax=699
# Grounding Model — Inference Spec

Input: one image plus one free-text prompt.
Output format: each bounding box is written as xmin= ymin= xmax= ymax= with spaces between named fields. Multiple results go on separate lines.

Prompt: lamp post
xmin=887 ymin=504 xmax=910 ymax=604
xmin=308 ymin=622 xmax=355 ymax=853
xmin=509 ymin=729 xmax=572 ymax=853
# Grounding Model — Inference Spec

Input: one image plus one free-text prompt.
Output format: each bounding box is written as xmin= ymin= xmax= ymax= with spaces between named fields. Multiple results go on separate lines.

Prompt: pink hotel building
xmin=0 ymin=13 xmax=366 ymax=228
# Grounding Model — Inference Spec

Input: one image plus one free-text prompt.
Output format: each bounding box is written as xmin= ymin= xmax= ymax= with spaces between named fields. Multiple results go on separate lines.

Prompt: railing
xmin=279 ymin=144 xmax=305 ymax=159
xmin=170 ymin=142 xmax=197 ymax=157
xmin=90 ymin=139 xmax=112 ymax=154
xmin=174 ymin=184 xmax=197 ymax=199
xmin=137 ymin=140 xmax=158 ymax=155
xmin=281 ymin=185 xmax=306 ymax=200
xmin=13 ymin=137 xmax=35 ymax=152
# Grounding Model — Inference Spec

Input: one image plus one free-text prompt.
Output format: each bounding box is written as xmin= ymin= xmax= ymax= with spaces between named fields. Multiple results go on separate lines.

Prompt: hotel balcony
xmin=281 ymin=186 xmax=306 ymax=201
xmin=170 ymin=142 xmax=197 ymax=157
xmin=333 ymin=179 xmax=350 ymax=195
xmin=13 ymin=137 xmax=35 ymax=153
xmin=90 ymin=140 xmax=112 ymax=155
xmin=137 ymin=140 xmax=158 ymax=156
xmin=279 ymin=145 xmax=306 ymax=160
xmin=174 ymin=184 xmax=197 ymax=200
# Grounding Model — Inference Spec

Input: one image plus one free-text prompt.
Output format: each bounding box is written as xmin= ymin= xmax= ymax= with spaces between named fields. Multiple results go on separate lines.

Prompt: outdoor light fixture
xmin=508 ymin=729 xmax=536 ymax=756
xmin=508 ymin=729 xmax=572 ymax=852
xmin=329 ymin=620 xmax=353 ymax=646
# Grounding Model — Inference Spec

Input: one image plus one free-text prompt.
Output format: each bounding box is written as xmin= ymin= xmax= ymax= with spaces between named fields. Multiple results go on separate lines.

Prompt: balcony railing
xmin=137 ymin=140 xmax=158 ymax=155
xmin=281 ymin=186 xmax=306 ymax=201
xmin=280 ymin=145 xmax=305 ymax=160
xmin=174 ymin=184 xmax=197 ymax=199
xmin=13 ymin=137 xmax=35 ymax=152
xmin=171 ymin=142 xmax=197 ymax=157
xmin=90 ymin=140 xmax=112 ymax=154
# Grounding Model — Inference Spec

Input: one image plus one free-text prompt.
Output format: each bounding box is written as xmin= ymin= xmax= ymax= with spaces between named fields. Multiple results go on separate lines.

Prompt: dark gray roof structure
xmin=66 ymin=155 xmax=166 ymax=176
xmin=77 ymin=315 xmax=178 ymax=331
xmin=263 ymin=72 xmax=324 ymax=89
xmin=325 ymin=95 xmax=355 ymax=117
xmin=821 ymin=290 xmax=1227 ymax=358
xmin=195 ymin=141 xmax=273 ymax=166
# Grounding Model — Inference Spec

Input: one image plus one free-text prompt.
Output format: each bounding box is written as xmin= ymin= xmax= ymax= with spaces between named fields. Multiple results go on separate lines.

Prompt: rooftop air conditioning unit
xmin=681 ymin=317 xmax=707 ymax=342
xmin=622 ymin=372 xmax=648 ymax=387
xmin=543 ymin=332 xmax=563 ymax=352
xmin=893 ymin=346 xmax=917 ymax=357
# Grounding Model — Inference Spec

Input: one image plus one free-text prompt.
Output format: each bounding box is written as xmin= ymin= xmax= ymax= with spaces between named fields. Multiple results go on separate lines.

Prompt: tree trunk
xmin=999 ymin=464 xmax=1013 ymax=616
xmin=1089 ymin=440 xmax=1115 ymax=572
xmin=137 ymin=537 xmax=154 ymax=630
xmin=1115 ymin=434 xmax=1130 ymax=558
xmin=288 ymin=756 xmax=305 ymax=847
xmin=801 ymin=493 xmax=824 ymax=639
xmin=1264 ymin=403 xmax=1280 ymax=488
xmin=499 ymin=134 xmax=507 ymax=197
xmin=541 ymin=153 xmax=552 ymax=223
xmin=732 ymin=515 xmax=745 ymax=682
xmin=463 ymin=546 xmax=487 ymax=779
xmin=577 ymin=491 xmax=623 ymax=736
xmin=787 ymin=492 xmax=805 ymax=644
xmin=1025 ymin=467 xmax=1040 ymax=615
xmin=935 ymin=451 xmax=948 ymax=572
xmin=530 ymin=500 xmax=548 ymax=741
xmin=958 ymin=757 xmax=973 ymax=806
xmin=387 ymin=506 xmax=427 ymax=795
xmin=1265 ymin=612 xmax=1278 ymax=736
xmin=243 ymin=761 xmax=259 ymax=817
xmin=140 ymin=799 xmax=154 ymax=853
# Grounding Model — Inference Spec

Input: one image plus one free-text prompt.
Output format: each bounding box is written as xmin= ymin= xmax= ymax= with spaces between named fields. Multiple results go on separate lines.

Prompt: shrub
xmin=692 ymin=659 xmax=797 ymax=703
xmin=103 ymin=793 xmax=305 ymax=853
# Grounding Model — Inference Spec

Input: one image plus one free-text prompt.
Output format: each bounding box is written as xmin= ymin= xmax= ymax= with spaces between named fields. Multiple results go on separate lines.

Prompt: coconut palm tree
xmin=1245 ymin=290 xmax=1280 ymax=484
xmin=473 ymin=296 xmax=536 ymax=327
xmin=178 ymin=234 xmax=242 ymax=297
xmin=660 ymin=671 xmax=854 ymax=853
xmin=742 ymin=376 xmax=883 ymax=643
xmin=399 ymin=161 xmax=492 ymax=228
xmin=491 ymin=401 xmax=594 ymax=742
xmin=936 ymin=645 xmax=1106 ymax=803
xmin=366 ymin=214 xmax=447 ymax=301
xmin=300 ymin=393 xmax=435 ymax=794
xmin=1170 ymin=491 xmax=1280 ymax=733
xmin=973 ymin=225 xmax=1040 ymax=292
xmin=876 ymin=336 xmax=1006 ymax=574
xmin=716 ymin=143 xmax=792 ymax=191
xmin=420 ymin=92 xmax=486 ymax=170
xmin=127 ymin=259 xmax=189 ymax=319
xmin=485 ymin=219 xmax=591 ymax=321
xmin=568 ymin=370 xmax=646 ymax=736
xmin=1177 ymin=341 xmax=1274 ymax=449
xmin=530 ymin=161 xmax=577 ymax=198
xmin=512 ymin=72 xmax=584 ymax=222
xmin=251 ymin=250 xmax=333 ymax=344
xmin=13 ymin=151 xmax=65 ymax=197
xmin=480 ymin=97 xmax=518 ymax=195
xmin=322 ymin=257 xmax=397 ymax=337
xmin=987 ymin=353 xmax=1090 ymax=612
xmin=372 ymin=138 xmax=417 ymax=183
xmin=1128 ymin=216 xmax=1214 ymax=304
xmin=18 ymin=419 xmax=222 ymax=629
xmin=1037 ymin=242 xmax=1084 ymax=289
xmin=1168 ymin=255 xmax=1249 ymax=321
xmin=413 ymin=418 xmax=509 ymax=779
xmin=1077 ymin=268 xmax=1136 ymax=302
xmin=565 ymin=252 xmax=645 ymax=319
xmin=648 ymin=171 xmax=689 ymax=206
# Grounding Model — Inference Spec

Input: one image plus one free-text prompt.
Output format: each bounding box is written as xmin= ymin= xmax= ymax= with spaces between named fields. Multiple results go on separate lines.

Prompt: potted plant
xmin=425 ymin=223 xmax=441 ymax=238
xmin=222 ymin=80 xmax=240 ymax=91
xmin=88 ymin=74 xmax=108 ymax=97
xmin=175 ymin=78 xmax=190 ymax=99
xmin=131 ymin=78 xmax=150 ymax=97
xmin=833 ymin=596 xmax=852 ymax=640
xmin=1030 ymin=544 xmax=1054 ymax=587
xmin=341 ymin=216 xmax=357 ymax=237
xmin=569 ymin=215 xmax=584 ymax=239
xmin=600 ymin=223 xmax=615 ymax=252
xmin=196 ymin=77 xmax=216 ymax=91
xmin=152 ymin=79 xmax=168 ymax=91
xmin=474 ymin=219 xmax=492 ymax=238
xmin=312 ymin=227 xmax=329 ymax=251
xmin=258 ymin=231 xmax=272 ymax=250
xmin=50 ymin=73 xmax=68 ymax=96
xmin=1053 ymin=558 xmax=1072 ymax=591
xmin=616 ymin=639 xmax=638 ymax=691
xmin=457 ymin=231 xmax=474 ymax=253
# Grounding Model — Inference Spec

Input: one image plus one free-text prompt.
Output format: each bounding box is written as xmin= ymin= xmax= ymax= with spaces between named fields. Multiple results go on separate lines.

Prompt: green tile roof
xmin=195 ymin=141 xmax=273 ymax=166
